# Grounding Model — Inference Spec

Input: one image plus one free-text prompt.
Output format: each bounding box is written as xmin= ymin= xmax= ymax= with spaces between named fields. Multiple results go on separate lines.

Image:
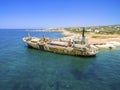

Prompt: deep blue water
xmin=0 ymin=29 xmax=120 ymax=90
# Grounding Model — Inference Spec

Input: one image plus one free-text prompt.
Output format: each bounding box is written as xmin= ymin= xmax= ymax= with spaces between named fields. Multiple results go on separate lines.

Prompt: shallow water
xmin=0 ymin=29 xmax=120 ymax=90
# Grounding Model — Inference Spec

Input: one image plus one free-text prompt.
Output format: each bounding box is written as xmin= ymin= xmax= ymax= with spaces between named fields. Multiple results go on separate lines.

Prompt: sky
xmin=0 ymin=0 xmax=120 ymax=29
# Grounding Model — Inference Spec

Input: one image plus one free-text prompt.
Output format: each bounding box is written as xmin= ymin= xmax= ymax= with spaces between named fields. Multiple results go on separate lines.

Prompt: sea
xmin=0 ymin=29 xmax=120 ymax=90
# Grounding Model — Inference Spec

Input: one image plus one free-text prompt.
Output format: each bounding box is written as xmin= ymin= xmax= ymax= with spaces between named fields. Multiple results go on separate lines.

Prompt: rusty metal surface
xmin=23 ymin=37 xmax=98 ymax=56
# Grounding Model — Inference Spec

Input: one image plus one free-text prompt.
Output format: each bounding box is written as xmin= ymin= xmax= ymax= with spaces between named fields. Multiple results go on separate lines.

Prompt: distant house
xmin=86 ymin=29 xmax=92 ymax=32
xmin=94 ymin=29 xmax=99 ymax=33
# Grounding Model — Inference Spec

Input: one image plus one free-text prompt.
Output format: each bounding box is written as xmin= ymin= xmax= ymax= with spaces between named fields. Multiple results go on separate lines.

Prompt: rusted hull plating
xmin=27 ymin=43 xmax=96 ymax=56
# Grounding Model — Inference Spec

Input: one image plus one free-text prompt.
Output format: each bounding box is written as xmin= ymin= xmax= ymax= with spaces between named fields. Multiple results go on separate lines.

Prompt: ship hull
xmin=23 ymin=37 xmax=98 ymax=57
xmin=26 ymin=42 xmax=96 ymax=57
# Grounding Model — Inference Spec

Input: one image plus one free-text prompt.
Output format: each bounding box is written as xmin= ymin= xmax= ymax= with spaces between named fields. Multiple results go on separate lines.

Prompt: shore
xmin=59 ymin=29 xmax=120 ymax=49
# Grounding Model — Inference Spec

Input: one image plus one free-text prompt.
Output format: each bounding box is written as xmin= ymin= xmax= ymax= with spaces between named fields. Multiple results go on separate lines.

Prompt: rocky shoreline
xmin=59 ymin=29 xmax=120 ymax=49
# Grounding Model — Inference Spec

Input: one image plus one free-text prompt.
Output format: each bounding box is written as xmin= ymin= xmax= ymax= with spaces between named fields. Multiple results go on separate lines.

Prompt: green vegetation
xmin=63 ymin=25 xmax=120 ymax=34
xmin=92 ymin=35 xmax=101 ymax=38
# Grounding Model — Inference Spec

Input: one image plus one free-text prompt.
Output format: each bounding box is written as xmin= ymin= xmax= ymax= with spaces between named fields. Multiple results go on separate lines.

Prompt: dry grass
xmin=61 ymin=30 xmax=120 ymax=45
xmin=86 ymin=33 xmax=120 ymax=44
xmin=85 ymin=33 xmax=120 ymax=39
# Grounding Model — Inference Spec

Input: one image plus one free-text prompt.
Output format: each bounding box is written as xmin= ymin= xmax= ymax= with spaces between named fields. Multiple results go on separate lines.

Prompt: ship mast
xmin=81 ymin=27 xmax=86 ymax=44
xmin=26 ymin=30 xmax=31 ymax=37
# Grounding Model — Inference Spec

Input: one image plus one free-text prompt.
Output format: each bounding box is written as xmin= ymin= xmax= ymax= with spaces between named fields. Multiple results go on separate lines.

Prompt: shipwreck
xmin=23 ymin=28 xmax=98 ymax=56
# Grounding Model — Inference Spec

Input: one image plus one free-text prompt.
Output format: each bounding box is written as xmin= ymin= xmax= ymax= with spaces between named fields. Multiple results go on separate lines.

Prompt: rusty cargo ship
xmin=23 ymin=28 xmax=98 ymax=56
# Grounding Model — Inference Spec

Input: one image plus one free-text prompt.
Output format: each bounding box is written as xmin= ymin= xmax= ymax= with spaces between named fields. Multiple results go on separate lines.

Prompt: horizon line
xmin=0 ymin=24 xmax=120 ymax=29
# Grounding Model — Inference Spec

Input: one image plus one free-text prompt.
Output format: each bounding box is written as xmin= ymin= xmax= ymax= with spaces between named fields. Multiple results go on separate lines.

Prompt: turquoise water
xmin=0 ymin=29 xmax=120 ymax=90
